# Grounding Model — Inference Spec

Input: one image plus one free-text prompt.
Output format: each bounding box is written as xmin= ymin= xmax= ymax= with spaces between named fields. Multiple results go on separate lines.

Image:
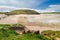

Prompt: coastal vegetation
xmin=0 ymin=24 xmax=60 ymax=40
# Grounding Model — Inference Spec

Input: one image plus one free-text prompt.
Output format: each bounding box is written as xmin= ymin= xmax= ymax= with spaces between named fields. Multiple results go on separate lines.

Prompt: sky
xmin=0 ymin=0 xmax=60 ymax=12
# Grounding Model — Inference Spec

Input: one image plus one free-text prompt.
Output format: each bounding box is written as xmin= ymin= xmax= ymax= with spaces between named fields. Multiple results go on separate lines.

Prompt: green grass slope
xmin=0 ymin=24 xmax=50 ymax=40
xmin=0 ymin=24 xmax=60 ymax=40
xmin=7 ymin=10 xmax=40 ymax=15
xmin=0 ymin=28 xmax=50 ymax=40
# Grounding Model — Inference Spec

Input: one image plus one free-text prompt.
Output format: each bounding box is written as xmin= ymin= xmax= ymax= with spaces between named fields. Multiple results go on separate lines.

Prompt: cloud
xmin=0 ymin=5 xmax=60 ymax=12
xmin=0 ymin=0 xmax=49 ymax=8
xmin=36 ymin=5 xmax=60 ymax=13
xmin=0 ymin=0 xmax=49 ymax=12
xmin=0 ymin=6 xmax=17 ymax=12
xmin=45 ymin=5 xmax=60 ymax=11
xmin=0 ymin=0 xmax=60 ymax=12
xmin=0 ymin=6 xmax=36 ymax=12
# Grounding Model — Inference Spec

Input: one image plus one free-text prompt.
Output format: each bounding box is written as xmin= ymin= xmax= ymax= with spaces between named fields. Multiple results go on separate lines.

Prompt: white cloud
xmin=0 ymin=5 xmax=60 ymax=12
xmin=0 ymin=0 xmax=50 ymax=12
xmin=0 ymin=6 xmax=36 ymax=12
xmin=0 ymin=6 xmax=17 ymax=12
xmin=45 ymin=5 xmax=60 ymax=11
xmin=0 ymin=0 xmax=49 ymax=8
xmin=36 ymin=5 xmax=60 ymax=13
xmin=0 ymin=0 xmax=60 ymax=12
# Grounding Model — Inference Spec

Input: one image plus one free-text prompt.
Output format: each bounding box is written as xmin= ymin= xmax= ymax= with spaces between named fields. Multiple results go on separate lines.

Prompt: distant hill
xmin=0 ymin=9 xmax=60 ymax=15
xmin=6 ymin=10 xmax=40 ymax=15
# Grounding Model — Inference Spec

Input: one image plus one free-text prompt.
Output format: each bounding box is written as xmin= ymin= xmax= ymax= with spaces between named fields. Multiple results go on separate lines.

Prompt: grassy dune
xmin=0 ymin=28 xmax=50 ymax=40
xmin=0 ymin=24 xmax=60 ymax=40
xmin=0 ymin=27 xmax=60 ymax=40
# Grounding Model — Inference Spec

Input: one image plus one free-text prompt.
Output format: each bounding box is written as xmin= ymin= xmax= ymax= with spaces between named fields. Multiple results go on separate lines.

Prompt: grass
xmin=1 ymin=29 xmax=59 ymax=40
xmin=0 ymin=24 xmax=25 ymax=28
xmin=0 ymin=24 xmax=60 ymax=40
xmin=41 ymin=30 xmax=60 ymax=40
xmin=0 ymin=28 xmax=50 ymax=40
xmin=0 ymin=10 xmax=40 ymax=15
xmin=0 ymin=24 xmax=50 ymax=40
